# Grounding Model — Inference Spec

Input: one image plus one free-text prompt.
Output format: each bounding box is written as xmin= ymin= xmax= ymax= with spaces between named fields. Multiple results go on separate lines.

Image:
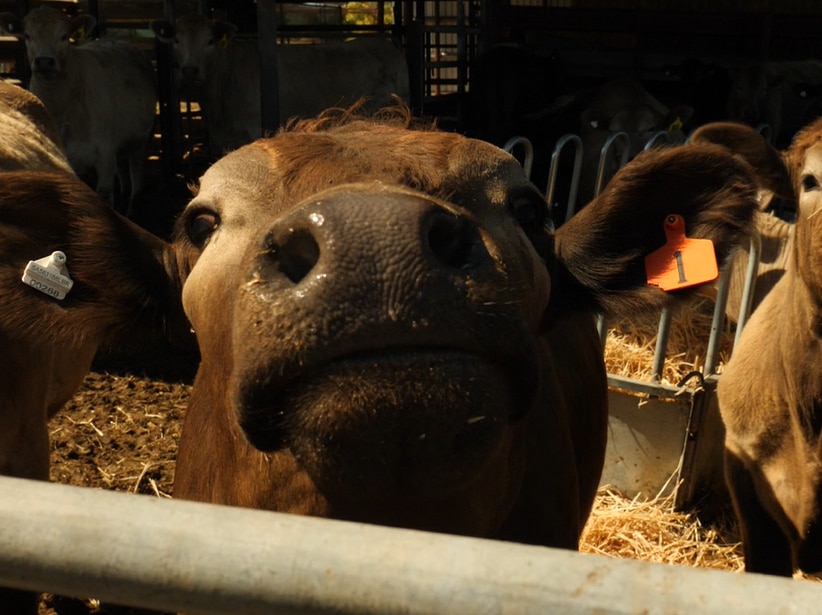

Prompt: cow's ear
xmin=0 ymin=12 xmax=23 ymax=37
xmin=0 ymin=171 xmax=188 ymax=351
xmin=69 ymin=14 xmax=96 ymax=43
xmin=211 ymin=19 xmax=237 ymax=48
xmin=665 ymin=104 xmax=693 ymax=133
xmin=150 ymin=19 xmax=175 ymax=43
xmin=690 ymin=121 xmax=794 ymax=200
xmin=580 ymin=107 xmax=607 ymax=131
xmin=552 ymin=143 xmax=757 ymax=317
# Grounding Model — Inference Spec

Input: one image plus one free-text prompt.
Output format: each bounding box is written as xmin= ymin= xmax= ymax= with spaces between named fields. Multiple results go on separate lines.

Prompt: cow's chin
xmin=32 ymin=69 xmax=62 ymax=85
xmin=235 ymin=352 xmax=529 ymax=500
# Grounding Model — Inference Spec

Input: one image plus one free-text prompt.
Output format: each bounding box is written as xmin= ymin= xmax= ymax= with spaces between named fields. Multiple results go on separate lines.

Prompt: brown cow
xmin=690 ymin=121 xmax=797 ymax=325
xmin=717 ymin=116 xmax=822 ymax=576
xmin=1 ymin=105 xmax=757 ymax=611
xmin=0 ymin=81 xmax=182 ymax=615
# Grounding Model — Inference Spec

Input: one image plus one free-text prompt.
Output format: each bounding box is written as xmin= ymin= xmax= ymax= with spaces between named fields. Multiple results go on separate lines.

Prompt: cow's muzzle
xmin=229 ymin=183 xmax=541 ymax=495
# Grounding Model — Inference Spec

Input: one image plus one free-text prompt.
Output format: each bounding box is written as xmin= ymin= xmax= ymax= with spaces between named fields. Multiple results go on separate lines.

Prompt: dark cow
xmin=151 ymin=13 xmax=410 ymax=157
xmin=727 ymin=59 xmax=822 ymax=148
xmin=1 ymin=105 xmax=757 ymax=611
xmin=663 ymin=57 xmax=734 ymax=127
xmin=717 ymin=116 xmax=822 ymax=576
xmin=0 ymin=6 xmax=158 ymax=216
xmin=577 ymin=77 xmax=693 ymax=206
xmin=465 ymin=44 xmax=570 ymax=148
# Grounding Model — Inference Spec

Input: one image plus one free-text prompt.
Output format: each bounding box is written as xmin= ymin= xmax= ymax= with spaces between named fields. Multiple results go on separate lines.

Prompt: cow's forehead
xmin=175 ymin=14 xmax=212 ymax=43
xmin=799 ymin=142 xmax=822 ymax=175
xmin=24 ymin=8 xmax=69 ymax=37
xmin=196 ymin=146 xmax=275 ymax=201
xmin=195 ymin=127 xmax=521 ymax=210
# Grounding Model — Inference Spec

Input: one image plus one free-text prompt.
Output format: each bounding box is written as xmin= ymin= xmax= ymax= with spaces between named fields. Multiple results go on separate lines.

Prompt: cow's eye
xmin=186 ymin=210 xmax=219 ymax=246
xmin=509 ymin=193 xmax=552 ymax=233
xmin=802 ymin=174 xmax=819 ymax=192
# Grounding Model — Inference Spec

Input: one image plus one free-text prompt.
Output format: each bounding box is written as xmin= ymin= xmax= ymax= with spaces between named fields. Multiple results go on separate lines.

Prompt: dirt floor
xmin=39 ymin=348 xmax=197 ymax=615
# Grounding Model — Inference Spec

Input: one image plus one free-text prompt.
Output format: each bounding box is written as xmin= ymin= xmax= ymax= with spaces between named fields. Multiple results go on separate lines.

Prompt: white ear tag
xmin=21 ymin=251 xmax=74 ymax=300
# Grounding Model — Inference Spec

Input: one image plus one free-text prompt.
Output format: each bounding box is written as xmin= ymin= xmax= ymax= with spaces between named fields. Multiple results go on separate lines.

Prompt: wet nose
xmin=33 ymin=56 xmax=55 ymax=72
xmin=181 ymin=65 xmax=199 ymax=81
xmin=258 ymin=188 xmax=485 ymax=291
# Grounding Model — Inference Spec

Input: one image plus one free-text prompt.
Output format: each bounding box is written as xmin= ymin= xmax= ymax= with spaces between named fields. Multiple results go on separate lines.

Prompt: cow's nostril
xmin=426 ymin=211 xmax=481 ymax=270
xmin=268 ymin=228 xmax=320 ymax=284
xmin=34 ymin=57 xmax=55 ymax=70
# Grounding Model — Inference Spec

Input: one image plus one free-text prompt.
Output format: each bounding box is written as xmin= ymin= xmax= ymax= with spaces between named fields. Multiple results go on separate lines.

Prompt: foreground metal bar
xmin=0 ymin=475 xmax=820 ymax=614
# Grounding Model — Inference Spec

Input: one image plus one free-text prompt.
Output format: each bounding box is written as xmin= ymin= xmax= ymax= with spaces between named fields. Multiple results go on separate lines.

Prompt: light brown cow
xmin=0 ymin=80 xmax=70 ymax=173
xmin=0 ymin=6 xmax=157 ymax=216
xmin=151 ymin=14 xmax=410 ymax=157
xmin=717 ymin=116 xmax=822 ymax=576
xmin=1 ymin=105 xmax=757 ymax=611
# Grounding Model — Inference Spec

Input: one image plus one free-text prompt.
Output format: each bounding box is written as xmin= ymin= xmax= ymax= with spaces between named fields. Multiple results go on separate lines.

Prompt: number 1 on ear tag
xmin=645 ymin=214 xmax=718 ymax=291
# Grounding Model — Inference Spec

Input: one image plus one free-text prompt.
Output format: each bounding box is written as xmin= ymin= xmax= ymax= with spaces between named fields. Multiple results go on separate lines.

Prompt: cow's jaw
xmin=232 ymin=344 xmax=536 ymax=501
xmin=32 ymin=68 xmax=62 ymax=84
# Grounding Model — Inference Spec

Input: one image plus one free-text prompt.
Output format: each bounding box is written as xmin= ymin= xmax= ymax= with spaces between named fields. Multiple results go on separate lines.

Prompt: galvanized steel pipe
xmin=503 ymin=135 xmax=534 ymax=180
xmin=0 ymin=475 xmax=820 ymax=614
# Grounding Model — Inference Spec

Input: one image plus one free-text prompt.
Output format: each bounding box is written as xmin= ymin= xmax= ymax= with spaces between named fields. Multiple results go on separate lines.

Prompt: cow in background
xmin=151 ymin=13 xmax=410 ymax=158
xmin=576 ymin=77 xmax=693 ymax=207
xmin=663 ymin=57 xmax=733 ymax=127
xmin=0 ymin=6 xmax=157 ymax=217
xmin=465 ymin=44 xmax=571 ymax=149
xmin=715 ymin=116 xmax=822 ymax=576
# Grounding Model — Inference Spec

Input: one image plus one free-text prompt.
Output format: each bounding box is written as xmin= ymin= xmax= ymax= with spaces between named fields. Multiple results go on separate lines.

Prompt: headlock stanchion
xmin=756 ymin=123 xmax=773 ymax=145
xmin=594 ymin=130 xmax=631 ymax=198
xmin=545 ymin=133 xmax=583 ymax=223
xmin=1 ymin=475 xmax=822 ymax=614
xmin=502 ymin=135 xmax=534 ymax=180
xmin=732 ymin=232 xmax=762 ymax=344
xmin=644 ymin=129 xmax=672 ymax=151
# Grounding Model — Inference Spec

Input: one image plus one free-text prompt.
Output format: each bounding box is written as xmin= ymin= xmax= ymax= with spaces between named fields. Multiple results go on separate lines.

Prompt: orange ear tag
xmin=645 ymin=214 xmax=718 ymax=291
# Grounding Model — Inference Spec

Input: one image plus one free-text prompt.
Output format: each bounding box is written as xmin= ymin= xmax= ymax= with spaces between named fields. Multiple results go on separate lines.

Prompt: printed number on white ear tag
xmin=21 ymin=251 xmax=74 ymax=300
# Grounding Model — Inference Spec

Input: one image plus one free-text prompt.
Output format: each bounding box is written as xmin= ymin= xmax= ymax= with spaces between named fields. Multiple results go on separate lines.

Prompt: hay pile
xmin=604 ymin=295 xmax=735 ymax=385
xmin=596 ymin=295 xmax=746 ymax=572
xmin=581 ymin=487 xmax=745 ymax=572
